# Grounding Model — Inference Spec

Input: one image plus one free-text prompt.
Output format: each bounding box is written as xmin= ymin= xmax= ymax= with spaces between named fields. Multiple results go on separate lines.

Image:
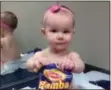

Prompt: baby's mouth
xmin=56 ymin=43 xmax=66 ymax=45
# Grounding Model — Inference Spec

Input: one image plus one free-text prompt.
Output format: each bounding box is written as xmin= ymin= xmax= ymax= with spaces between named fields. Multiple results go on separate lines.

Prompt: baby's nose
xmin=57 ymin=33 xmax=64 ymax=40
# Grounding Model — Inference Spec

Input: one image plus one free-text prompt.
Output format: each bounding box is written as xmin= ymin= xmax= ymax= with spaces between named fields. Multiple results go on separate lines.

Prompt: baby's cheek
xmin=47 ymin=34 xmax=55 ymax=41
xmin=65 ymin=35 xmax=72 ymax=42
xmin=48 ymin=37 xmax=56 ymax=44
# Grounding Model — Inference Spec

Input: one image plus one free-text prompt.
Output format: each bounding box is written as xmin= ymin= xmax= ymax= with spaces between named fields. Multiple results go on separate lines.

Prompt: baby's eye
xmin=51 ymin=29 xmax=57 ymax=33
xmin=63 ymin=30 xmax=70 ymax=33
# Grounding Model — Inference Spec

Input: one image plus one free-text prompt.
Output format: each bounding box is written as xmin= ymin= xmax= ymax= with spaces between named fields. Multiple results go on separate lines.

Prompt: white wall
xmin=1 ymin=1 xmax=109 ymax=70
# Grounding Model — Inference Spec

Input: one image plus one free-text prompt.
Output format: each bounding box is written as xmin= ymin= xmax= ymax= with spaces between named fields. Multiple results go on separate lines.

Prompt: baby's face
xmin=44 ymin=14 xmax=74 ymax=51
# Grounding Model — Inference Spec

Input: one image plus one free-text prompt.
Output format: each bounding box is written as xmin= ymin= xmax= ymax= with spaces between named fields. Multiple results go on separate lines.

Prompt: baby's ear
xmin=41 ymin=28 xmax=46 ymax=35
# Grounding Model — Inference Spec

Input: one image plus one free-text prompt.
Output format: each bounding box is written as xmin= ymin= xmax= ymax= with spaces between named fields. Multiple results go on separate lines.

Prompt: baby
xmin=26 ymin=5 xmax=85 ymax=89
xmin=1 ymin=11 xmax=21 ymax=74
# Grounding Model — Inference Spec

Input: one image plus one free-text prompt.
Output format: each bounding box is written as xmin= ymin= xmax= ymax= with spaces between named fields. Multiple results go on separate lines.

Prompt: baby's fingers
xmin=33 ymin=60 xmax=42 ymax=72
xmin=26 ymin=59 xmax=35 ymax=72
xmin=57 ymin=62 xmax=64 ymax=71
xmin=37 ymin=56 xmax=48 ymax=65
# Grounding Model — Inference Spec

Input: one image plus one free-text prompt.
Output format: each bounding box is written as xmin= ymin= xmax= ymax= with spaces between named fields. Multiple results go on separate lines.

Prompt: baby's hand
xmin=68 ymin=52 xmax=85 ymax=73
xmin=26 ymin=53 xmax=47 ymax=72
xmin=57 ymin=55 xmax=75 ymax=71
xmin=33 ymin=56 xmax=48 ymax=72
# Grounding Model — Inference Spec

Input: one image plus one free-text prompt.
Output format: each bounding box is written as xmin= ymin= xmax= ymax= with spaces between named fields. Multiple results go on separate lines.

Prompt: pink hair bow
xmin=49 ymin=5 xmax=61 ymax=13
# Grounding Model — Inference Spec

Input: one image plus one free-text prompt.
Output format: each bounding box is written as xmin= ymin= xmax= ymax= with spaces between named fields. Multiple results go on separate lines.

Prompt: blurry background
xmin=1 ymin=1 xmax=109 ymax=70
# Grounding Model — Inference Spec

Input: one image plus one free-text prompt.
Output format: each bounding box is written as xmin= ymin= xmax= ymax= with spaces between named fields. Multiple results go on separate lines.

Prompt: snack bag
xmin=38 ymin=63 xmax=73 ymax=89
